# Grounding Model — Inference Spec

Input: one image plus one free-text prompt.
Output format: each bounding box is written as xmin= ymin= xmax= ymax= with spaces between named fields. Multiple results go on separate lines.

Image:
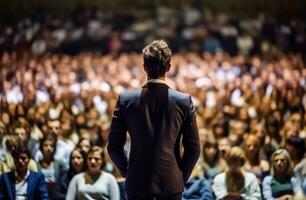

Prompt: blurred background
xmin=0 ymin=0 xmax=305 ymax=55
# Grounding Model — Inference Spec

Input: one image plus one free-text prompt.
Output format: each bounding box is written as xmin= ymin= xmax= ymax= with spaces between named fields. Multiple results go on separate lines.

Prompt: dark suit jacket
xmin=0 ymin=171 xmax=49 ymax=200
xmin=107 ymin=82 xmax=200 ymax=195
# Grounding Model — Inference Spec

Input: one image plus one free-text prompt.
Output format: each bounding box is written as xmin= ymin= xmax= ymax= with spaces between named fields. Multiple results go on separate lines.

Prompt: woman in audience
xmin=55 ymin=147 xmax=87 ymax=200
xmin=66 ymin=146 xmax=120 ymax=200
xmin=243 ymin=134 xmax=270 ymax=182
xmin=191 ymin=140 xmax=227 ymax=182
xmin=77 ymin=138 xmax=92 ymax=153
xmin=36 ymin=133 xmax=67 ymax=199
xmin=213 ymin=146 xmax=261 ymax=200
xmin=262 ymin=149 xmax=301 ymax=200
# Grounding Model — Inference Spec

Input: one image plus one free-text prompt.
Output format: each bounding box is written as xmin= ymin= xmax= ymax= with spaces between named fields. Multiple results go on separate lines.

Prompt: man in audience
xmin=0 ymin=145 xmax=49 ymax=200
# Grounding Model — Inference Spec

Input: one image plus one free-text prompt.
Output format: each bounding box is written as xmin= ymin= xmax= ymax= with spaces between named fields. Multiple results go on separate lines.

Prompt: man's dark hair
xmin=12 ymin=120 xmax=31 ymax=136
xmin=12 ymin=145 xmax=31 ymax=158
xmin=286 ymin=136 xmax=305 ymax=159
xmin=143 ymin=39 xmax=172 ymax=78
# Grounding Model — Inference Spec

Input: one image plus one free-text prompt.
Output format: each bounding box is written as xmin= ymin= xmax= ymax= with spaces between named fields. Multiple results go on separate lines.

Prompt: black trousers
xmin=128 ymin=193 xmax=182 ymax=200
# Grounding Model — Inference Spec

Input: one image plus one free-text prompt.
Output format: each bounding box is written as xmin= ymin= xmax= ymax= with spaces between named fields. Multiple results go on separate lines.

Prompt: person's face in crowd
xmin=291 ymin=113 xmax=302 ymax=130
xmin=14 ymin=127 xmax=28 ymax=144
xmin=232 ymin=121 xmax=245 ymax=138
xmin=273 ymin=154 xmax=288 ymax=174
xmin=71 ymin=150 xmax=84 ymax=173
xmin=79 ymin=139 xmax=91 ymax=153
xmin=285 ymin=143 xmax=302 ymax=161
xmin=218 ymin=138 xmax=231 ymax=157
xmin=8 ymin=104 xmax=16 ymax=117
xmin=1 ymin=112 xmax=10 ymax=125
xmin=76 ymin=115 xmax=86 ymax=127
xmin=42 ymin=139 xmax=55 ymax=158
xmin=203 ymin=108 xmax=215 ymax=121
xmin=285 ymin=129 xmax=299 ymax=139
xmin=238 ymin=108 xmax=249 ymax=121
xmin=198 ymin=129 xmax=209 ymax=146
xmin=227 ymin=158 xmax=243 ymax=172
xmin=60 ymin=119 xmax=72 ymax=138
xmin=245 ymin=139 xmax=259 ymax=156
xmin=6 ymin=140 xmax=18 ymax=153
xmin=87 ymin=151 xmax=103 ymax=173
xmin=204 ymin=145 xmax=218 ymax=161
xmin=213 ymin=124 xmax=224 ymax=138
xmin=253 ymin=126 xmax=265 ymax=141
xmin=47 ymin=120 xmax=61 ymax=135
xmin=14 ymin=153 xmax=30 ymax=172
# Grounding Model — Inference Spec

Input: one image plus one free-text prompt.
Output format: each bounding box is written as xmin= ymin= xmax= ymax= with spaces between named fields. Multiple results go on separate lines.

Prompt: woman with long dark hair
xmin=36 ymin=134 xmax=66 ymax=199
xmin=55 ymin=148 xmax=87 ymax=200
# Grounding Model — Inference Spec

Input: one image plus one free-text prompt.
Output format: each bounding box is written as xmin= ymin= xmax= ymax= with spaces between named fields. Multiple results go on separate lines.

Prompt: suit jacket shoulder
xmin=119 ymin=88 xmax=142 ymax=102
xmin=119 ymin=87 xmax=191 ymax=105
xmin=168 ymin=89 xmax=192 ymax=106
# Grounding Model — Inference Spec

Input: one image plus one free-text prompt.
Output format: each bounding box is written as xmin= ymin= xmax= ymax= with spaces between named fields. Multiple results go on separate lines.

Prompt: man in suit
xmin=0 ymin=145 xmax=49 ymax=200
xmin=107 ymin=39 xmax=200 ymax=200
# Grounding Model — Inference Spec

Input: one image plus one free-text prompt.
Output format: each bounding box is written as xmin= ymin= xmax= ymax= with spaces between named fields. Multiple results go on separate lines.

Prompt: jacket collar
xmin=147 ymin=79 xmax=166 ymax=84
xmin=27 ymin=171 xmax=35 ymax=199
xmin=142 ymin=79 xmax=169 ymax=88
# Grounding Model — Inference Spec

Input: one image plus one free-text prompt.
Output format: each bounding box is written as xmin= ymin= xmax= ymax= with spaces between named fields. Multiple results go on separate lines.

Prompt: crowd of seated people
xmin=0 ymin=47 xmax=305 ymax=199
xmin=0 ymin=5 xmax=305 ymax=200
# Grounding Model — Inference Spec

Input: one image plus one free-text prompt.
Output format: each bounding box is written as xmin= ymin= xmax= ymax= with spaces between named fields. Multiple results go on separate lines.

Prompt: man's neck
xmin=148 ymin=75 xmax=165 ymax=80
xmin=16 ymin=169 xmax=28 ymax=181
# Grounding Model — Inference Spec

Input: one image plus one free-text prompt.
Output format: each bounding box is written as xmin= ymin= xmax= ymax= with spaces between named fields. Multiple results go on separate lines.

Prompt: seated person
xmin=191 ymin=140 xmax=227 ymax=182
xmin=0 ymin=135 xmax=37 ymax=174
xmin=263 ymin=149 xmax=302 ymax=200
xmin=0 ymin=145 xmax=48 ymax=200
xmin=212 ymin=146 xmax=261 ymax=200
xmin=55 ymin=148 xmax=87 ymax=200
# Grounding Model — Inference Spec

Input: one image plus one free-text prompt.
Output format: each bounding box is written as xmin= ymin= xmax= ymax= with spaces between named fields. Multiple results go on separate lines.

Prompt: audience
xmin=0 ymin=6 xmax=305 ymax=200
xmin=262 ymin=149 xmax=302 ymax=200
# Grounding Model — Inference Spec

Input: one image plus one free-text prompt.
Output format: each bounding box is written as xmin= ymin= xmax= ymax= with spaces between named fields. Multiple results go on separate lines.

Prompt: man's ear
xmin=143 ymin=64 xmax=147 ymax=72
xmin=166 ymin=64 xmax=171 ymax=72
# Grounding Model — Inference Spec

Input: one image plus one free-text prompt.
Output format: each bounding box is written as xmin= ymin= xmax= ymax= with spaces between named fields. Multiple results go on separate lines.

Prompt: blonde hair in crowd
xmin=271 ymin=149 xmax=293 ymax=179
xmin=225 ymin=147 xmax=246 ymax=193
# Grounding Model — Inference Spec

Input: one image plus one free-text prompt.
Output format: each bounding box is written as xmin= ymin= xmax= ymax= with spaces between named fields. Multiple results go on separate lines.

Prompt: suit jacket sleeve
xmin=0 ymin=175 xmax=4 ymax=199
xmin=107 ymin=94 xmax=128 ymax=177
xmin=37 ymin=173 xmax=49 ymax=200
xmin=180 ymin=96 xmax=200 ymax=182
